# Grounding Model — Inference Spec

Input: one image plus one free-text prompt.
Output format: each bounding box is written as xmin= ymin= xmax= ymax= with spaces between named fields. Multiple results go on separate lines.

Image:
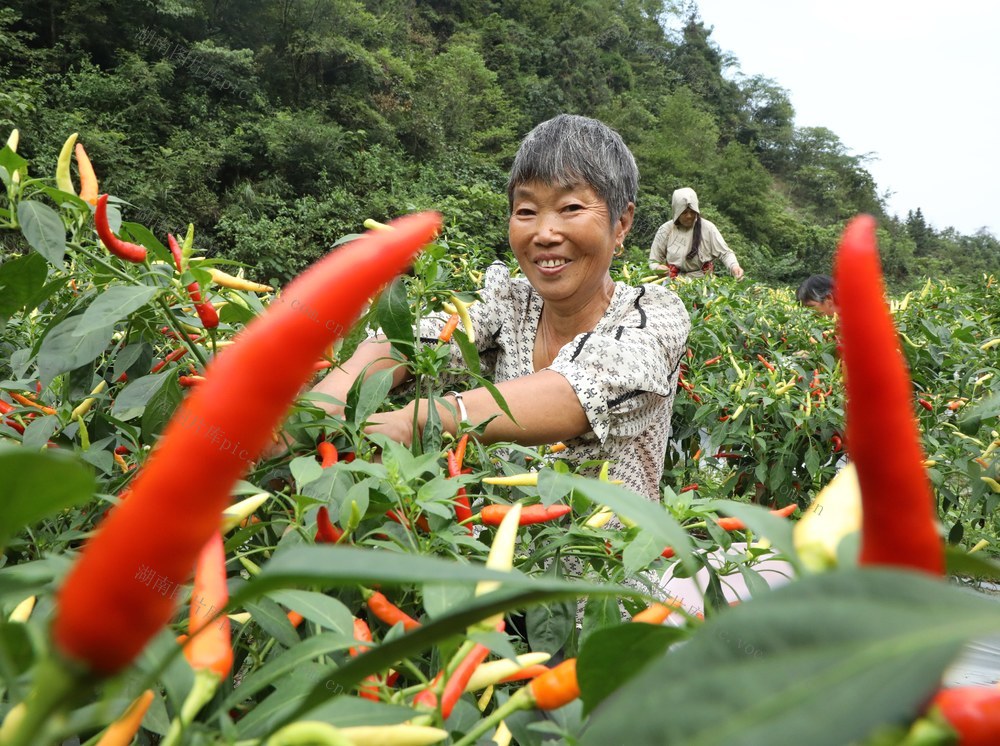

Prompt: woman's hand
xmin=731 ymin=265 xmax=745 ymax=280
xmin=364 ymin=403 xmax=418 ymax=447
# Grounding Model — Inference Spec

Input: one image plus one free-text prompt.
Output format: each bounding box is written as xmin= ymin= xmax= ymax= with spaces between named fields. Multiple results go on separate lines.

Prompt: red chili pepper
xmin=704 ymin=355 xmax=722 ymax=366
xmin=441 ymin=642 xmax=493 ymax=718
xmin=317 ymin=441 xmax=338 ymax=468
xmin=114 ymin=445 xmax=130 ymax=455
xmin=438 ymin=313 xmax=460 ymax=342
xmin=689 ymin=392 xmax=702 ymax=404
xmin=479 ymin=504 xmax=571 ymax=526
xmin=178 ymin=375 xmax=205 ymax=387
xmin=365 ymin=590 xmax=421 ymax=631
xmin=756 ymin=354 xmax=775 ymax=372
xmin=413 ymin=671 xmax=443 ymax=709
xmin=349 ymin=617 xmax=380 ymax=701
xmin=679 ymin=483 xmax=698 ymax=493
xmin=833 ymin=215 xmax=943 ymax=575
xmin=385 ymin=509 xmax=431 ymax=533
xmin=831 ymin=434 xmax=843 ymax=452
xmin=183 ymin=531 xmax=233 ymax=679
xmin=917 ymin=398 xmax=933 ymax=412
xmin=150 ymin=347 xmax=188 ymax=374
xmin=314 ymin=506 xmax=343 ymax=544
xmin=168 ymin=233 xmax=219 ymax=329
xmin=94 ymin=194 xmax=147 ymax=263
xmin=312 ymin=360 xmax=333 ymax=372
xmin=52 ymin=212 xmax=440 ymax=675
xmin=809 ymin=369 xmax=821 ymax=389
xmin=718 ymin=415 xmax=730 ymax=422
xmin=447 ymin=450 xmax=473 ymax=533
xmin=713 ymin=451 xmax=743 ymax=459
xmin=931 ymin=687 xmax=1000 ymax=746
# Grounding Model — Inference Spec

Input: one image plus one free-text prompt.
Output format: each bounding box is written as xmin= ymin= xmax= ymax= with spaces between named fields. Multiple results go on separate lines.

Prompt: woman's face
xmin=677 ymin=207 xmax=698 ymax=229
xmin=509 ymin=180 xmax=633 ymax=307
xmin=803 ymin=296 xmax=837 ymax=317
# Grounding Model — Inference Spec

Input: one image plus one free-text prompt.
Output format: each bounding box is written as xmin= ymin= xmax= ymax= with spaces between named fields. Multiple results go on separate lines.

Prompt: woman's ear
xmin=616 ymin=202 xmax=635 ymax=243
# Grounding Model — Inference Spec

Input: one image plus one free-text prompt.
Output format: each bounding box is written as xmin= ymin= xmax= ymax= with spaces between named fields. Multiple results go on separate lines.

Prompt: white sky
xmin=692 ymin=0 xmax=1000 ymax=237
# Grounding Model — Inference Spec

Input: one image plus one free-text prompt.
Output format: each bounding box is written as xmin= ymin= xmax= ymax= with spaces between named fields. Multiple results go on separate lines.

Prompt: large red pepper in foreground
xmin=53 ymin=212 xmax=441 ymax=674
xmin=833 ymin=215 xmax=943 ymax=575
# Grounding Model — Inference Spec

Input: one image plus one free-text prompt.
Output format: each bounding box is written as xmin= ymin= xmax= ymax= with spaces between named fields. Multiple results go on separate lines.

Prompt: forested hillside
xmin=2 ymin=0 xmax=996 ymax=287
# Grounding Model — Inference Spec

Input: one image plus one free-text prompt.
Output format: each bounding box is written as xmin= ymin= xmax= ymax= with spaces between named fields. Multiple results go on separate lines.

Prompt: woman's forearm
xmin=399 ymin=369 xmax=590 ymax=447
xmin=310 ymin=337 xmax=411 ymax=417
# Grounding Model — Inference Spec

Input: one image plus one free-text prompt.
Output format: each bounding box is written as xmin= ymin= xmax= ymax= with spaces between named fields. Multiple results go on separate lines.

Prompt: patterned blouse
xmin=418 ymin=262 xmax=691 ymax=501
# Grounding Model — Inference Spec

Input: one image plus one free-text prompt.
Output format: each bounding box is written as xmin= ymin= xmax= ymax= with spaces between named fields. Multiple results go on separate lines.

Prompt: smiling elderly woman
xmin=309 ymin=114 xmax=691 ymax=500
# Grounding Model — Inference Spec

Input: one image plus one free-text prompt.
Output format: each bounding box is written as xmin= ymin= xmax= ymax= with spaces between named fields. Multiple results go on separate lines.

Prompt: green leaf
xmin=268 ymin=590 xmax=353 ymax=634
xmin=376 ymin=278 xmax=415 ymax=359
xmin=0 ymin=448 xmax=95 ymax=550
xmin=580 ymin=568 xmax=1000 ymax=746
xmin=290 ymin=455 xmax=323 ymax=489
xmin=452 ymin=328 xmax=481 ymax=377
xmin=622 ymin=530 xmax=665 ymax=574
xmin=578 ymin=623 xmax=685 ymax=715
xmin=550 ymin=473 xmax=698 ymax=573
xmin=245 ymin=597 xmax=302 ymax=650
xmin=140 ymin=375 xmax=183 ymax=442
xmin=111 ymin=374 xmax=172 ymax=421
xmin=217 ymin=633 xmax=355 ymax=712
xmin=348 ymin=367 xmax=394 ymax=426
xmin=37 ymin=315 xmax=114 ymax=384
xmin=17 ymin=201 xmax=67 ymax=267
xmin=21 ymin=415 xmax=59 ymax=452
xmin=526 ymin=597 xmax=575 ymax=655
xmin=74 ymin=286 xmax=160 ymax=336
xmin=0 ymin=253 xmax=47 ymax=319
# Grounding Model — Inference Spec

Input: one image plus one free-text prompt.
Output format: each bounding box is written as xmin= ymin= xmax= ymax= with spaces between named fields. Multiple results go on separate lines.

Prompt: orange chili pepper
xmin=526 ymin=658 xmax=579 ymax=710
xmin=632 ymin=602 xmax=676 ymax=625
xmin=94 ymin=689 xmax=155 ymax=746
xmin=756 ymin=354 xmax=775 ymax=372
xmin=350 ymin=617 xmax=381 ymax=701
xmin=10 ymin=392 xmax=56 ymax=416
xmin=364 ymin=590 xmax=420 ymax=631
xmin=438 ymin=313 xmax=461 ymax=342
xmin=184 ymin=531 xmax=233 ymax=679
xmin=317 ymin=441 xmax=338 ymax=468
xmin=715 ymin=503 xmax=797 ymax=531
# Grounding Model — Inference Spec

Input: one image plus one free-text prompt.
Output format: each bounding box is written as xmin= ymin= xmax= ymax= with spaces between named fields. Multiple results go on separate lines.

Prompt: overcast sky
xmin=691 ymin=0 xmax=999 ymax=237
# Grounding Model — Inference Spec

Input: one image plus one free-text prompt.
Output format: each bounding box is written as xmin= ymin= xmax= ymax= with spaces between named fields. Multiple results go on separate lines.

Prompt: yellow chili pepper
xmin=206 ymin=267 xmax=273 ymax=293
xmin=362 ymin=218 xmax=392 ymax=231
xmin=465 ymin=653 xmax=552 ymax=692
xmin=448 ymin=294 xmax=476 ymax=344
xmin=483 ymin=473 xmax=539 ymax=486
xmin=71 ymin=380 xmax=108 ymax=420
xmin=55 ymin=132 xmax=78 ymax=194
xmin=8 ymin=596 xmax=35 ymax=623
xmin=220 ymin=493 xmax=270 ymax=532
xmin=982 ymin=477 xmax=1000 ymax=494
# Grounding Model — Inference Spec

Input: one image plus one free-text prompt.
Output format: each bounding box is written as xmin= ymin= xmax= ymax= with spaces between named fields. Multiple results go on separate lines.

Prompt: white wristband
xmin=447 ymin=391 xmax=469 ymax=425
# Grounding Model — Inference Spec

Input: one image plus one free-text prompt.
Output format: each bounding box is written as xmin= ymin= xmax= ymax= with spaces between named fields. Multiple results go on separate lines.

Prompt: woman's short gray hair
xmin=507 ymin=114 xmax=639 ymax=224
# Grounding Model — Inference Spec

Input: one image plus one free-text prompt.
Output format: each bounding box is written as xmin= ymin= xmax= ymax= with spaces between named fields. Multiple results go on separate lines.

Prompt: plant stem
xmin=0 ymin=657 xmax=86 ymax=746
xmin=451 ymin=693 xmax=527 ymax=746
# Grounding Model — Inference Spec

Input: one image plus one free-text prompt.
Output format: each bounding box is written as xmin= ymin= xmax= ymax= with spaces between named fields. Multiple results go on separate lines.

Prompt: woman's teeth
xmin=538 ymin=258 xmax=567 ymax=268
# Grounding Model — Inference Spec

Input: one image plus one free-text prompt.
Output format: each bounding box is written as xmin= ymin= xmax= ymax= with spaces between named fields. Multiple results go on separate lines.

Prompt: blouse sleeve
xmin=702 ymin=221 xmax=739 ymax=271
xmin=546 ymin=285 xmax=690 ymax=443
xmin=414 ymin=261 xmax=515 ymax=374
xmin=648 ymin=222 xmax=671 ymax=268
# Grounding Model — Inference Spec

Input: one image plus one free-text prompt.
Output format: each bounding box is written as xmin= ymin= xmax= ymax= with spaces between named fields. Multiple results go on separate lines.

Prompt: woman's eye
xmin=514 ymin=208 xmax=535 ymax=217
xmin=563 ymin=203 xmax=584 ymax=213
